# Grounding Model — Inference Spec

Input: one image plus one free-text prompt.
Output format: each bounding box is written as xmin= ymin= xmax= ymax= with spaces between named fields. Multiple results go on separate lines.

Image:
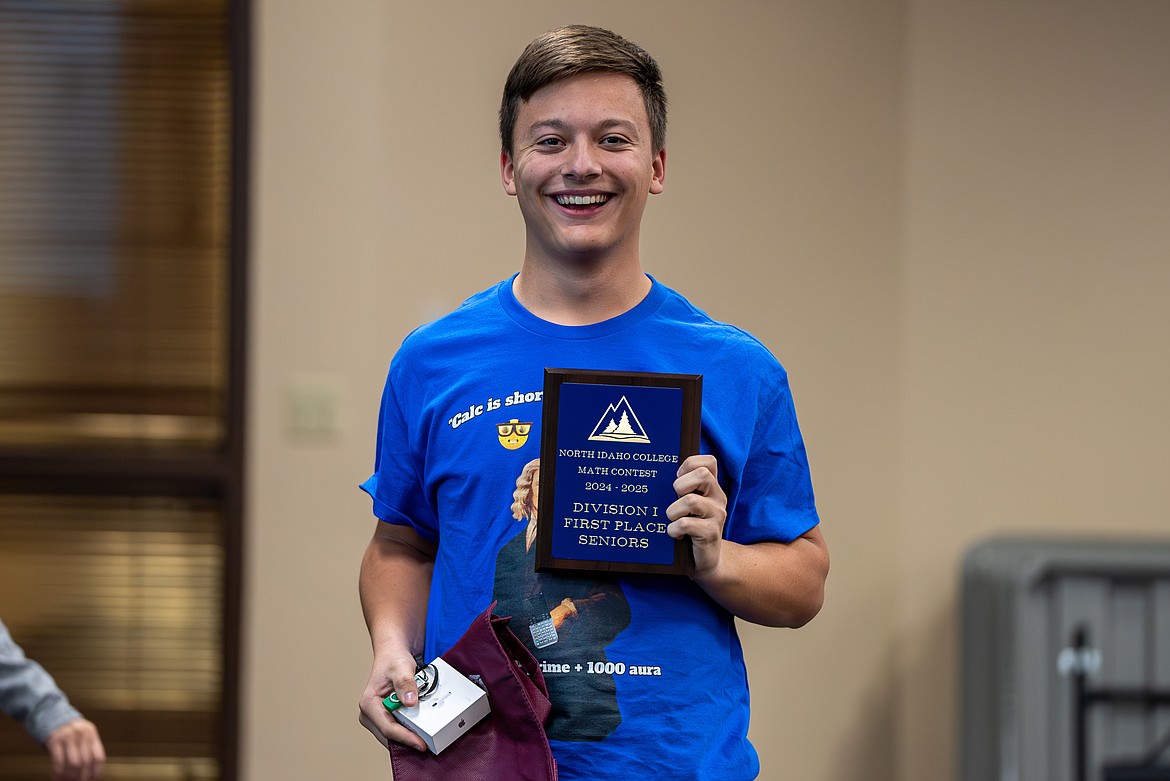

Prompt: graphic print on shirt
xmin=496 ymin=419 xmax=533 ymax=450
xmin=447 ymin=387 xmax=544 ymax=430
xmin=492 ymin=457 xmax=631 ymax=743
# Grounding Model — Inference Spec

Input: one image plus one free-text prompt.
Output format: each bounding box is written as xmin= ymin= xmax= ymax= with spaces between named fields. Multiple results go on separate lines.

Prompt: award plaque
xmin=536 ymin=368 xmax=702 ymax=576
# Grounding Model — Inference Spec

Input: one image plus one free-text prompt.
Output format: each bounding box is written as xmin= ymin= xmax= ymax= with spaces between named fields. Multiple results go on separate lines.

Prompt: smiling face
xmin=501 ymin=71 xmax=666 ymax=269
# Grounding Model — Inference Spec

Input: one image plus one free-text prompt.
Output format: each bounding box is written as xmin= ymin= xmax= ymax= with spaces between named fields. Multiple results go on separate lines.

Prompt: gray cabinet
xmin=960 ymin=537 xmax=1170 ymax=781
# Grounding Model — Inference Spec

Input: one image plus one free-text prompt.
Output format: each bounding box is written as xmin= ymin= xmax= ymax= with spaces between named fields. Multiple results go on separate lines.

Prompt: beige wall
xmin=247 ymin=1 xmax=1169 ymax=780
xmin=899 ymin=2 xmax=1170 ymax=779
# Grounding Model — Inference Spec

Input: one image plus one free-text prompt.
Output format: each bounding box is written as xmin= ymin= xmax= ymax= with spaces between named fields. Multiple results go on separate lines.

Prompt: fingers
xmin=46 ymin=719 xmax=105 ymax=781
xmin=668 ymin=455 xmax=726 ymax=529
xmin=385 ymin=653 xmax=422 ymax=709
xmin=358 ymin=692 xmax=429 ymax=752
xmin=357 ymin=708 xmax=427 ymax=753
xmin=667 ymin=455 xmax=728 ymax=574
xmin=675 ymin=454 xmax=720 ymax=491
xmin=358 ymin=655 xmax=429 ymax=752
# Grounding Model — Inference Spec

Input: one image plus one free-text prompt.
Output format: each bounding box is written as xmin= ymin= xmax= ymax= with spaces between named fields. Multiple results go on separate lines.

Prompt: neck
xmin=512 ymin=256 xmax=651 ymax=326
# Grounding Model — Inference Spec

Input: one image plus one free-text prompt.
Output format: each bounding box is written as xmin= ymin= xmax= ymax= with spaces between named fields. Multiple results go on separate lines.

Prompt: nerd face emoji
xmin=497 ymin=419 xmax=532 ymax=450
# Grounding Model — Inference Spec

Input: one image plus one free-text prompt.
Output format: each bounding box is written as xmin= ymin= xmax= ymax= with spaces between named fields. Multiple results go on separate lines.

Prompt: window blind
xmin=0 ymin=0 xmax=231 ymax=449
xmin=0 ymin=494 xmax=224 ymax=780
xmin=0 ymin=2 xmax=241 ymax=779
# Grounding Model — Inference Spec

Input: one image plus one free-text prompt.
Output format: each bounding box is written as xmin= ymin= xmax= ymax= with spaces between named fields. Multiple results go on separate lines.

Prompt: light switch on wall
xmin=286 ymin=377 xmax=345 ymax=441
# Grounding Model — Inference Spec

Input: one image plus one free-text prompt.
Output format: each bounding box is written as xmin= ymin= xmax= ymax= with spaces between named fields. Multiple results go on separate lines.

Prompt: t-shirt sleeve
xmin=359 ymin=359 xmax=440 ymax=542
xmin=724 ymin=367 xmax=819 ymax=545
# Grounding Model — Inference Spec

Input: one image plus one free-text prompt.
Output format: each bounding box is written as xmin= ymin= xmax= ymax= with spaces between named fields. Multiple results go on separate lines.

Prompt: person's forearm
xmin=359 ymin=527 xmax=434 ymax=658
xmin=693 ymin=531 xmax=829 ymax=628
xmin=357 ymin=523 xmax=437 ymax=751
xmin=0 ymin=622 xmax=82 ymax=743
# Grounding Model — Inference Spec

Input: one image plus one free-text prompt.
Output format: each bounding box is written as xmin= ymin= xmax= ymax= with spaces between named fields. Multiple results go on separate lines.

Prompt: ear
xmin=501 ymin=150 xmax=517 ymax=196
xmin=649 ymin=147 xmax=666 ymax=195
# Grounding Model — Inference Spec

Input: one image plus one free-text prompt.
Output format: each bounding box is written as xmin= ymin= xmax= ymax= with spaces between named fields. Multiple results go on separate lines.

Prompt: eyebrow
xmin=525 ymin=118 xmax=642 ymax=138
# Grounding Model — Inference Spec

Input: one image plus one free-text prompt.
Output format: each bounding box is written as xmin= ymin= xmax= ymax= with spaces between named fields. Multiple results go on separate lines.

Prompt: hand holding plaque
xmin=536 ymin=369 xmax=702 ymax=576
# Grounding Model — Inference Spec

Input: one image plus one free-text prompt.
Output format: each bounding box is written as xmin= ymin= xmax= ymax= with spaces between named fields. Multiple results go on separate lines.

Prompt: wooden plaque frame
xmin=536 ymin=368 xmax=702 ymax=576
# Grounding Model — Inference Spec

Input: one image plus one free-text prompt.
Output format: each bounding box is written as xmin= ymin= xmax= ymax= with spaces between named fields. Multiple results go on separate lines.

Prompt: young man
xmin=358 ymin=25 xmax=828 ymax=780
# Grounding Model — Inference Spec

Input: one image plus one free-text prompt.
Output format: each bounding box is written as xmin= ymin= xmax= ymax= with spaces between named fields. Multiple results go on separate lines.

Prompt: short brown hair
xmin=499 ymin=25 xmax=667 ymax=155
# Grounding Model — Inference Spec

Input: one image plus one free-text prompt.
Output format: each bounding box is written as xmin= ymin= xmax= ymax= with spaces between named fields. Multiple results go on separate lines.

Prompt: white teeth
xmin=556 ymin=194 xmax=608 ymax=206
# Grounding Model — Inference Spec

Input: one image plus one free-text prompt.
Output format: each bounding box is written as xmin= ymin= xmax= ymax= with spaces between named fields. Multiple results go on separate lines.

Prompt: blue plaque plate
xmin=536 ymin=369 xmax=702 ymax=576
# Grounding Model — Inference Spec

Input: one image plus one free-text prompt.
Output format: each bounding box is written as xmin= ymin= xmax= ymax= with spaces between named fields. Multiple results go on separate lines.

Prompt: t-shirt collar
xmin=496 ymin=272 xmax=667 ymax=340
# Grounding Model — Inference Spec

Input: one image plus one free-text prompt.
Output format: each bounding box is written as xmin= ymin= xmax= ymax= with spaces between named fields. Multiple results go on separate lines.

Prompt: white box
xmin=392 ymin=656 xmax=491 ymax=754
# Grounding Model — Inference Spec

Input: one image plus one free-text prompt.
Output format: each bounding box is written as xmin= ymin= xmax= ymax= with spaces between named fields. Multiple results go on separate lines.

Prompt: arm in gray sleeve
xmin=0 ymin=619 xmax=83 ymax=744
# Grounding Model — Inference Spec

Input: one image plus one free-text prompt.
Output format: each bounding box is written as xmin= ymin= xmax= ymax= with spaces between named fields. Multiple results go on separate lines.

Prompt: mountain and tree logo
xmin=588 ymin=396 xmax=651 ymax=444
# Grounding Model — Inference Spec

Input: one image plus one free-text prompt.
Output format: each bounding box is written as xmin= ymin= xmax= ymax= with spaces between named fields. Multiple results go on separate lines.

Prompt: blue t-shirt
xmin=362 ymin=275 xmax=819 ymax=781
